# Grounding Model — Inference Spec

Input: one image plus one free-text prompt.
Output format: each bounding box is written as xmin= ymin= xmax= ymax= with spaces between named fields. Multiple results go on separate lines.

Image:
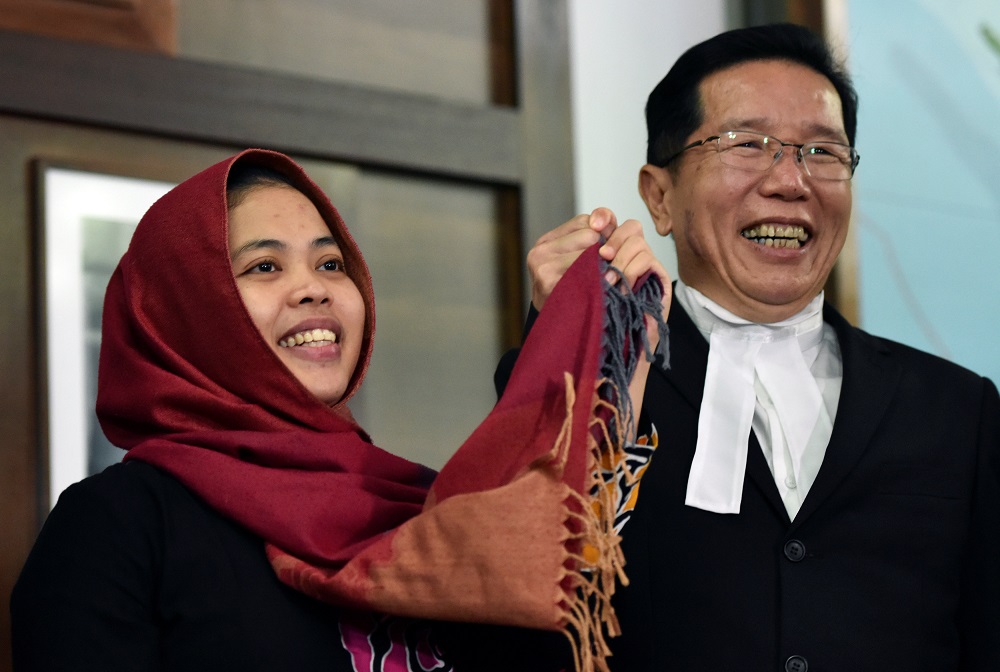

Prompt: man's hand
xmin=527 ymin=207 xmax=670 ymax=313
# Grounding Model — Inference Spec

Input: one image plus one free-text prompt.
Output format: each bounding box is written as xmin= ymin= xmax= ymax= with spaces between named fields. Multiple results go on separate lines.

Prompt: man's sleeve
xmin=494 ymin=305 xmax=540 ymax=398
xmin=959 ymin=377 xmax=1000 ymax=670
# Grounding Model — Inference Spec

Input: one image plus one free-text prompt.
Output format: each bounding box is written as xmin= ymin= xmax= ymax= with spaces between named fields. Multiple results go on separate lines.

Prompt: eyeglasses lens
xmin=716 ymin=131 xmax=856 ymax=180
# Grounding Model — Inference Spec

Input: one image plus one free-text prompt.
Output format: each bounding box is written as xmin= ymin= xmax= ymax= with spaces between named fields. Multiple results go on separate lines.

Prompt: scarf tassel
xmin=550 ymin=267 xmax=669 ymax=672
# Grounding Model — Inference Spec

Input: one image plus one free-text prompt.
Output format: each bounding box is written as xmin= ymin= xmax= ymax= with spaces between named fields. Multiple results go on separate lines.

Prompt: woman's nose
xmin=288 ymin=269 xmax=330 ymax=305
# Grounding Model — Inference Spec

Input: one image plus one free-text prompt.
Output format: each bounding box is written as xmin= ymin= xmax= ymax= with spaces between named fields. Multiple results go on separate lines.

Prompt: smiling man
xmin=496 ymin=23 xmax=999 ymax=672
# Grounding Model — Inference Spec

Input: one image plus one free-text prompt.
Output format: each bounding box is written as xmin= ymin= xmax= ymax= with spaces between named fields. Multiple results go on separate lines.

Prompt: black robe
xmin=496 ymin=297 xmax=1000 ymax=672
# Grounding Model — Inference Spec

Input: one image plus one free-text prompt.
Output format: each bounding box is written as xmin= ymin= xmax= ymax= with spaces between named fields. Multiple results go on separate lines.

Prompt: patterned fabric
xmin=592 ymin=426 xmax=659 ymax=535
xmin=339 ymin=613 xmax=451 ymax=672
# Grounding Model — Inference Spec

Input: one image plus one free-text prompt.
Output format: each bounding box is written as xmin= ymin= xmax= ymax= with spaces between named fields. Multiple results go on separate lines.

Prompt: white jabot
xmin=675 ymin=280 xmax=842 ymax=517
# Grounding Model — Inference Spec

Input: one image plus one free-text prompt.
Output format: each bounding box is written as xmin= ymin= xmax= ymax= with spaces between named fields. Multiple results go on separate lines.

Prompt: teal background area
xmin=849 ymin=0 xmax=1000 ymax=384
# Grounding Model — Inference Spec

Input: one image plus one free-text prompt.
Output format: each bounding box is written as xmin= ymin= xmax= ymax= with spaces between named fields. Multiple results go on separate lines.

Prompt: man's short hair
xmin=645 ymin=23 xmax=859 ymax=168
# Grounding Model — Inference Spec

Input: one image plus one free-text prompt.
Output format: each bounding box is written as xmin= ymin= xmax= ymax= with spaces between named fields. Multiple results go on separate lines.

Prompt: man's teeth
xmin=741 ymin=224 xmax=809 ymax=248
xmin=279 ymin=328 xmax=337 ymax=348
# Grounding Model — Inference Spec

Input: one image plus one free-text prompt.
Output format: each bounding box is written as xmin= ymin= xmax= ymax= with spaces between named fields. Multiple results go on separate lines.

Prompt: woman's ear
xmin=638 ymin=164 xmax=674 ymax=237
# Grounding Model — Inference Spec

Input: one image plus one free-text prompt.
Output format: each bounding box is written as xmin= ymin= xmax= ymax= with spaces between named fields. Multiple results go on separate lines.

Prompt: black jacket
xmin=496 ymin=298 xmax=1000 ymax=672
xmin=11 ymin=447 xmax=571 ymax=672
xmin=12 ymin=461 xmax=357 ymax=671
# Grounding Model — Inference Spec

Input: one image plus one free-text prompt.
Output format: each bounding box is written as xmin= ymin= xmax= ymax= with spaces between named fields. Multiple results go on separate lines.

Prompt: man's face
xmin=644 ymin=59 xmax=853 ymax=322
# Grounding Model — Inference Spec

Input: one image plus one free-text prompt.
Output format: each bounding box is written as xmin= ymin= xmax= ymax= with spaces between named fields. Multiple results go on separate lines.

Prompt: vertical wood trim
xmin=786 ymin=0 xmax=825 ymax=34
xmin=0 ymin=149 xmax=40 ymax=672
xmin=488 ymin=0 xmax=525 ymax=349
xmin=829 ymin=224 xmax=860 ymax=324
xmin=820 ymin=0 xmax=859 ymax=324
xmin=29 ymin=162 xmax=50 ymax=525
xmin=495 ymin=187 xmax=524 ymax=350
xmin=489 ymin=0 xmax=518 ymax=107
xmin=513 ymin=0 xmax=575 ymax=310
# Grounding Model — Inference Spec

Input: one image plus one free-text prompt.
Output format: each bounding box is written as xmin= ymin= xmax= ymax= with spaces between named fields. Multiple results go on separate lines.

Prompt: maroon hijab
xmin=98 ymin=149 xmax=662 ymax=672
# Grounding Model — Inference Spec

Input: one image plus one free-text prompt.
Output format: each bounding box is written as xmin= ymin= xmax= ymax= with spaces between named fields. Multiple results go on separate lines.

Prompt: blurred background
xmin=1 ymin=1 xmax=997 ymax=666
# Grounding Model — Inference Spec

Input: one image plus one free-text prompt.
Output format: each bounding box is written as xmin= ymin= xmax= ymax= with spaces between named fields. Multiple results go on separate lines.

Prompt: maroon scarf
xmin=98 ymin=149 xmax=662 ymax=672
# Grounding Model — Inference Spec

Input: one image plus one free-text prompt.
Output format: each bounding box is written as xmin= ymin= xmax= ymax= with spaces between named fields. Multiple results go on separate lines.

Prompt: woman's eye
xmin=253 ymin=261 xmax=277 ymax=273
xmin=320 ymin=259 xmax=344 ymax=272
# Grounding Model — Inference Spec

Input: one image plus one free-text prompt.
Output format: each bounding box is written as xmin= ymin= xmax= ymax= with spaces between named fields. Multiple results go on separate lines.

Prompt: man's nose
xmin=772 ymin=146 xmax=807 ymax=171
xmin=761 ymin=146 xmax=809 ymax=196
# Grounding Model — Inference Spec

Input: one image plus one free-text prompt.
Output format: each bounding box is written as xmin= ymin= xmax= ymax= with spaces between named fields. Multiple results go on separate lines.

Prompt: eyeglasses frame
xmin=662 ymin=130 xmax=860 ymax=180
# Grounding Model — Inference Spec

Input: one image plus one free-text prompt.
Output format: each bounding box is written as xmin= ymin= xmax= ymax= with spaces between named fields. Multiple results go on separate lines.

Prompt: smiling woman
xmin=226 ymin=172 xmax=367 ymax=407
xmin=11 ymin=149 xmax=668 ymax=672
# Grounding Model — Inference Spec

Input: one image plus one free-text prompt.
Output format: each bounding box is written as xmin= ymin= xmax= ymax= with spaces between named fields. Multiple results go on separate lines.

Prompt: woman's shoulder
xmin=14 ymin=461 xmax=350 ymax=671
xmin=60 ymin=458 xmax=186 ymax=499
xmin=35 ymin=459 xmax=237 ymax=577
xmin=49 ymin=460 xmax=198 ymax=532
xmin=12 ymin=461 xmax=190 ymax=667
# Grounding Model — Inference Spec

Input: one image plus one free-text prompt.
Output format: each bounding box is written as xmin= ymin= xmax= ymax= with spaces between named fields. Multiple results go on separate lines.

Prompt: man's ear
xmin=638 ymin=164 xmax=674 ymax=237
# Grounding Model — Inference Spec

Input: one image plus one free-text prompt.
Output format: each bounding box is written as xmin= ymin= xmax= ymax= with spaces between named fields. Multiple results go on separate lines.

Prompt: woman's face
xmin=228 ymin=184 xmax=366 ymax=406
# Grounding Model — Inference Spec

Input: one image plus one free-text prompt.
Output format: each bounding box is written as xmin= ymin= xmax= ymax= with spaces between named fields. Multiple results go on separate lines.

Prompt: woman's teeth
xmin=279 ymin=328 xmax=337 ymax=348
xmin=741 ymin=224 xmax=809 ymax=248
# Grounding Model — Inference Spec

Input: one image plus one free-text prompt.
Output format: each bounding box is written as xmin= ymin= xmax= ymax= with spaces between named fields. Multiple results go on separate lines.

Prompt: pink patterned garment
xmin=340 ymin=612 xmax=452 ymax=672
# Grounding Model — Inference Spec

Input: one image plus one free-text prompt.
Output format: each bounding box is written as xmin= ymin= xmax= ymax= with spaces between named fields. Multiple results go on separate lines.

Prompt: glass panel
xmin=176 ymin=0 xmax=491 ymax=105
xmin=347 ymin=172 xmax=501 ymax=469
xmin=42 ymin=167 xmax=176 ymax=506
xmin=848 ymin=0 xmax=1000 ymax=383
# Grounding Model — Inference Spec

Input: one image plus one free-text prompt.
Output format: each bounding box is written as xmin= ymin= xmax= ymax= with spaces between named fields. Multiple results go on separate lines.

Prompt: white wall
xmin=567 ymin=1 xmax=728 ymax=279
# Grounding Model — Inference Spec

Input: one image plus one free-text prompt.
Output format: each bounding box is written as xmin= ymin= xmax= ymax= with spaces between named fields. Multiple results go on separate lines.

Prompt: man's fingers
xmin=528 ymin=214 xmax=610 ymax=310
xmin=533 ymin=213 xmax=596 ymax=247
xmin=599 ymin=219 xmax=665 ymax=284
xmin=598 ymin=218 xmax=646 ymax=263
xmin=613 ymin=236 xmax=661 ymax=284
xmin=588 ymin=207 xmax=619 ymax=241
xmin=528 ymin=208 xmax=632 ymax=310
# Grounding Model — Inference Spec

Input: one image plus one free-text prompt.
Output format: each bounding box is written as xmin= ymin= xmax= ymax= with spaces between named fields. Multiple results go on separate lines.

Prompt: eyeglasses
xmin=663 ymin=130 xmax=860 ymax=181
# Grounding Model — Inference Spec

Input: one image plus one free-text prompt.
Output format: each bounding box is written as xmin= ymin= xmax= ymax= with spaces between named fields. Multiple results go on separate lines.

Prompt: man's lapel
xmin=657 ymin=298 xmax=708 ymax=409
xmin=790 ymin=304 xmax=902 ymax=529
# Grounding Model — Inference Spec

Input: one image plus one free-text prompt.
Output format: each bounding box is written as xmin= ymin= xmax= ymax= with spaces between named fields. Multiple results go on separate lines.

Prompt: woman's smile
xmin=228 ymin=184 xmax=366 ymax=406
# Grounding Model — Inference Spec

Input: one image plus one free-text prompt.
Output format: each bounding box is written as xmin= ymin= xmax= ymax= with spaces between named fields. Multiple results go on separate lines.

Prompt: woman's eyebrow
xmin=230 ymin=238 xmax=285 ymax=260
xmin=231 ymin=236 xmax=340 ymax=260
xmin=313 ymin=236 xmax=340 ymax=250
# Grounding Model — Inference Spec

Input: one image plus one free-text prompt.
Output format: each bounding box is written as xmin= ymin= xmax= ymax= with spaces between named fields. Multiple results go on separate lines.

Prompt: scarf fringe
xmin=539 ymin=372 xmax=625 ymax=672
xmin=547 ymin=267 xmax=669 ymax=672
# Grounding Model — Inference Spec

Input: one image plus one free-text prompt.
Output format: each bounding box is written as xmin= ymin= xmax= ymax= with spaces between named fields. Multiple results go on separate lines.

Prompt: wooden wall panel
xmin=0 ymin=30 xmax=521 ymax=185
xmin=0 ymin=0 xmax=175 ymax=53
